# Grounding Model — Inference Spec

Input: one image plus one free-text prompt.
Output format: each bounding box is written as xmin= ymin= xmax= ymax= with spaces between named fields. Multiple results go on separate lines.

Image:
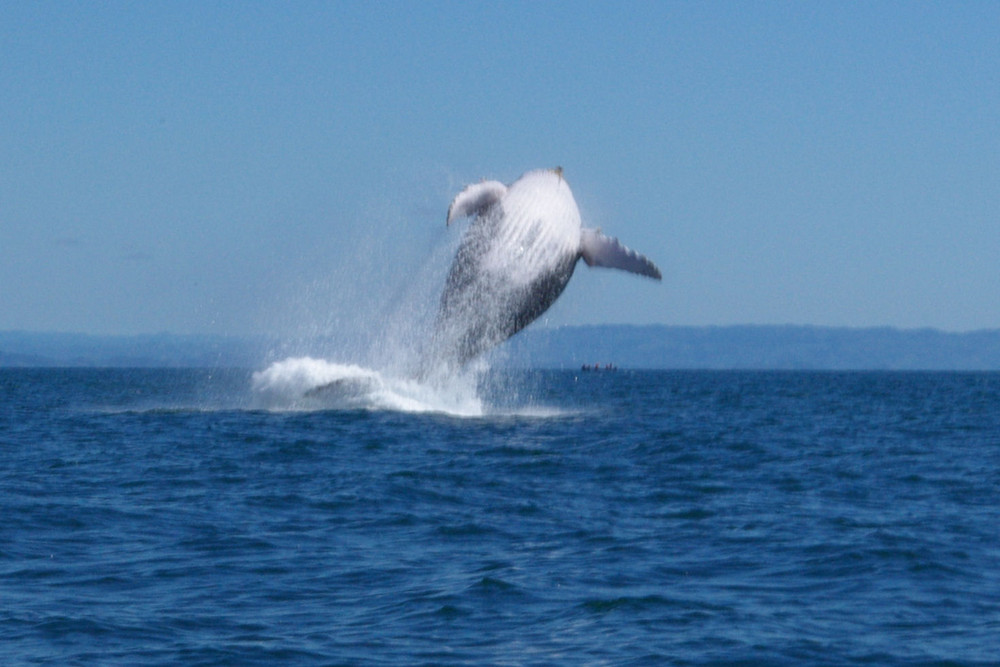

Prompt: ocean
xmin=2 ymin=365 xmax=999 ymax=665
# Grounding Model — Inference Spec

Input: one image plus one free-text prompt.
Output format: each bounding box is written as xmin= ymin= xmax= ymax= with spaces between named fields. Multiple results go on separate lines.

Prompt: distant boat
xmin=581 ymin=363 xmax=617 ymax=372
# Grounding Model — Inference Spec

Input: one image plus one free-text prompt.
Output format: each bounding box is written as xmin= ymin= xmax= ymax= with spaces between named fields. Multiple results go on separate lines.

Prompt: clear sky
xmin=2 ymin=1 xmax=997 ymax=336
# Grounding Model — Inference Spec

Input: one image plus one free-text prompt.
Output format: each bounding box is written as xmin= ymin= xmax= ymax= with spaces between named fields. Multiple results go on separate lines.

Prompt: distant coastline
xmin=507 ymin=324 xmax=1000 ymax=371
xmin=2 ymin=325 xmax=1000 ymax=370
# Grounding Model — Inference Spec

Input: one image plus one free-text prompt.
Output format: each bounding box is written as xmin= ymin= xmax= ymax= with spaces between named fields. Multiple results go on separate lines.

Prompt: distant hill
xmin=0 ymin=331 xmax=269 ymax=368
xmin=2 ymin=326 xmax=1000 ymax=370
xmin=507 ymin=325 xmax=1000 ymax=370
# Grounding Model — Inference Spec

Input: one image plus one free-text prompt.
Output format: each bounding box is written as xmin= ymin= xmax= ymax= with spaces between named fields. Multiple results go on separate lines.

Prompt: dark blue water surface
xmin=2 ymin=368 xmax=999 ymax=665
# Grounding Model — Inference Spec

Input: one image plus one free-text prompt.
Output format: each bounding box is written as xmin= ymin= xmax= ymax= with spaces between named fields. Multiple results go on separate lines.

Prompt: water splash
xmin=250 ymin=356 xmax=486 ymax=416
xmin=247 ymin=175 xmax=567 ymax=417
xmin=246 ymin=200 xmax=494 ymax=415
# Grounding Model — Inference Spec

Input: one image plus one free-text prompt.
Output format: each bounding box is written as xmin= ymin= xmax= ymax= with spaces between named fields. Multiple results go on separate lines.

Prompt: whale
xmin=421 ymin=167 xmax=661 ymax=373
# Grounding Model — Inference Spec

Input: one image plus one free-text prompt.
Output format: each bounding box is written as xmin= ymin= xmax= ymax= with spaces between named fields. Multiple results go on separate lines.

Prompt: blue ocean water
xmin=2 ymin=367 xmax=999 ymax=665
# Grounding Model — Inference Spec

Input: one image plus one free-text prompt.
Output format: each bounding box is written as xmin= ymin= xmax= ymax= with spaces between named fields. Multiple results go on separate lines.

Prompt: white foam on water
xmin=251 ymin=356 xmax=486 ymax=416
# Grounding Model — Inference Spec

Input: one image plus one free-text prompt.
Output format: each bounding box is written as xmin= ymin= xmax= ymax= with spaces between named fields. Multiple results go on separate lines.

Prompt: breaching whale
xmin=422 ymin=167 xmax=661 ymax=373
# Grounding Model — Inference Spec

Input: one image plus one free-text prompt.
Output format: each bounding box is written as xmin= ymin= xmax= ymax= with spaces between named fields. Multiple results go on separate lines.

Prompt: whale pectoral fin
xmin=446 ymin=180 xmax=507 ymax=225
xmin=580 ymin=228 xmax=662 ymax=280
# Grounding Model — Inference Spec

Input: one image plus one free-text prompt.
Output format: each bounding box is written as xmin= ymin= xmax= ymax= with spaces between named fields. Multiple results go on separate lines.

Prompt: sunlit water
xmin=3 ymin=368 xmax=999 ymax=664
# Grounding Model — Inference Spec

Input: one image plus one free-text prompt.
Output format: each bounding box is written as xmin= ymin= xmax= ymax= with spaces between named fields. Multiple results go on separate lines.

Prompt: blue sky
xmin=2 ymin=2 xmax=997 ymax=336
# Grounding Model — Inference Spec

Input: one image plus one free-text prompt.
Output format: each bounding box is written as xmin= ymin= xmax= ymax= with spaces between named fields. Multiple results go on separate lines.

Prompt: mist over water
xmin=250 ymin=208 xmax=534 ymax=417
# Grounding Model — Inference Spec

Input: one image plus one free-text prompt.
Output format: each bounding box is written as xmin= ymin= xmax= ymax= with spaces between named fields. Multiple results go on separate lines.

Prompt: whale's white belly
xmin=481 ymin=176 xmax=581 ymax=286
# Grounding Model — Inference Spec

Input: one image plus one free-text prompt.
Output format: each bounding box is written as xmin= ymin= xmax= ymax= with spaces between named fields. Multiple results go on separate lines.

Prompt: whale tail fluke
xmin=580 ymin=228 xmax=662 ymax=280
